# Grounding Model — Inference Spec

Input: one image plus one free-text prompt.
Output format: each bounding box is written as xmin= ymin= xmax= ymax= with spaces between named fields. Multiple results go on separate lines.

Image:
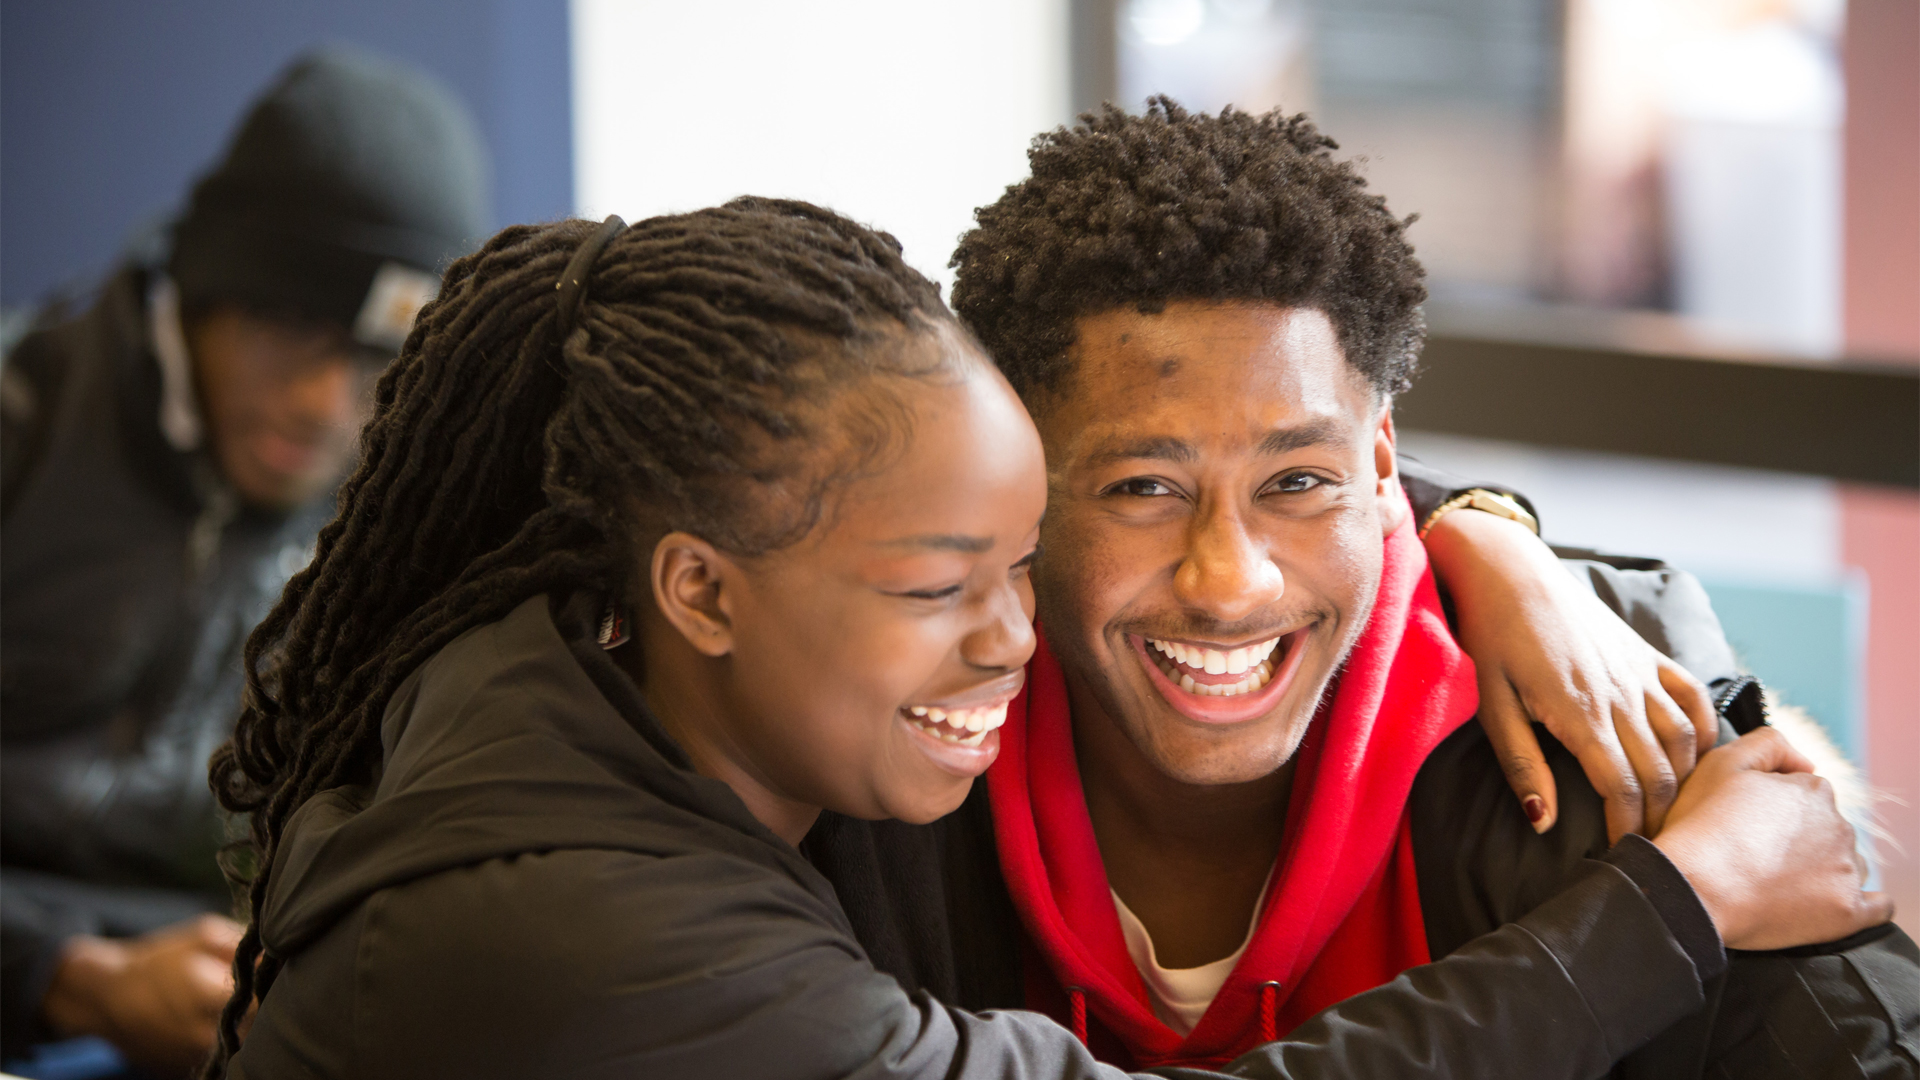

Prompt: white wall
xmin=571 ymin=0 xmax=1070 ymax=287
xmin=1397 ymin=430 xmax=1842 ymax=583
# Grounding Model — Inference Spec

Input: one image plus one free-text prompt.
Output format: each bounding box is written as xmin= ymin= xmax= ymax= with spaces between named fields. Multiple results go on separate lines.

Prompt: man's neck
xmin=1068 ymin=673 xmax=1295 ymax=970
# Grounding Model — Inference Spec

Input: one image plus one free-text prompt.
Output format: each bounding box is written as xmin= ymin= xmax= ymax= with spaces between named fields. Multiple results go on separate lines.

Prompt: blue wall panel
xmin=1700 ymin=575 xmax=1869 ymax=763
xmin=1 ymin=0 xmax=573 ymax=306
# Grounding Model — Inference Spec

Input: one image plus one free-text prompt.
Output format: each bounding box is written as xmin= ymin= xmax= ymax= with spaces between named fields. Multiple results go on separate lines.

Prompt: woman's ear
xmin=650 ymin=532 xmax=739 ymax=658
xmin=1372 ymin=405 xmax=1410 ymax=538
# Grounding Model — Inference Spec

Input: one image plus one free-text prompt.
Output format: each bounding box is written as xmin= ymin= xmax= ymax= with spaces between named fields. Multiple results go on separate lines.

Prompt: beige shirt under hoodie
xmin=1110 ymin=868 xmax=1275 ymax=1035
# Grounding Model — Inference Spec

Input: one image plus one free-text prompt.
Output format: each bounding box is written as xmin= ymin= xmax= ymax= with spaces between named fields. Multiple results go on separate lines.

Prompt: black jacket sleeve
xmin=234 ymin=841 xmax=1718 ymax=1080
xmin=0 ymin=321 xmax=70 ymax=521
xmin=1413 ymin=719 xmax=1919 ymax=1079
xmin=1397 ymin=454 xmax=1540 ymax=531
xmin=1 ymin=874 xmax=93 ymax=1054
xmin=1704 ymin=927 xmax=1919 ymax=1078
xmin=1206 ymin=856 xmax=1717 ymax=1079
xmin=807 ymin=785 xmax=1730 ymax=1080
xmin=1413 ymin=548 xmax=1919 ymax=1077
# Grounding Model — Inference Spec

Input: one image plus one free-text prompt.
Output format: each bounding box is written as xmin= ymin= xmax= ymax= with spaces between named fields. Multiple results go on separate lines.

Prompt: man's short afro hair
xmin=950 ymin=97 xmax=1427 ymax=400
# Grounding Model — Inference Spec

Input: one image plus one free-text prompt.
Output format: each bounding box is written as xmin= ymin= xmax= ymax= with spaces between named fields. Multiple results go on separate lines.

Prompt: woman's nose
xmin=961 ymin=577 xmax=1038 ymax=672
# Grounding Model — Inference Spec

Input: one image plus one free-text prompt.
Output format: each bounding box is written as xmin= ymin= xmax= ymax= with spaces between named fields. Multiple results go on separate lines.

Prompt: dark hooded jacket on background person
xmin=229 ymin=589 xmax=1728 ymax=1080
xmin=0 ymin=47 xmax=488 ymax=1055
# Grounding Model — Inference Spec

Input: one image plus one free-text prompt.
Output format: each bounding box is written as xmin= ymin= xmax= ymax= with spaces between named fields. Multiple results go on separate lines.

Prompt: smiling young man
xmin=803 ymin=99 xmax=1915 ymax=1076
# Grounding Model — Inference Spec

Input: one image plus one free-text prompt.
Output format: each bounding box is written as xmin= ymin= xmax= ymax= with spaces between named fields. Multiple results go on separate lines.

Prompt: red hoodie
xmin=986 ymin=515 xmax=1479 ymax=1069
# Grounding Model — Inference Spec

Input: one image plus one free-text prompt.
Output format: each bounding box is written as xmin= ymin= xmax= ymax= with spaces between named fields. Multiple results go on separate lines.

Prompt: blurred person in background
xmin=0 ymin=47 xmax=487 ymax=1077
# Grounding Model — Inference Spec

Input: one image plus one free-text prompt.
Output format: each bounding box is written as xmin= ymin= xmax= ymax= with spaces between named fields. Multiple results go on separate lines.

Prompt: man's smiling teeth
xmin=1147 ymin=636 xmax=1280 ymax=676
xmin=905 ymin=702 xmax=1009 ymax=747
xmin=1145 ymin=636 xmax=1280 ymax=697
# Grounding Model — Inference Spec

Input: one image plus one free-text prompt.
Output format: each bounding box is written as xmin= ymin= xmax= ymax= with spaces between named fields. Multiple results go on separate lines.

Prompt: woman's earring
xmin=598 ymin=601 xmax=631 ymax=650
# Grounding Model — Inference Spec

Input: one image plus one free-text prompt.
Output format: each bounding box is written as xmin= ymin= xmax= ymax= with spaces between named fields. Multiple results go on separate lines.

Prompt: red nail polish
xmin=1523 ymin=795 xmax=1546 ymax=824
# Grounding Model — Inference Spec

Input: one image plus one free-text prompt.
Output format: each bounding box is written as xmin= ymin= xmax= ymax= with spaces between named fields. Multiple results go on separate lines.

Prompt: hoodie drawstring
xmin=1067 ymin=986 xmax=1089 ymax=1045
xmin=1258 ymin=981 xmax=1281 ymax=1044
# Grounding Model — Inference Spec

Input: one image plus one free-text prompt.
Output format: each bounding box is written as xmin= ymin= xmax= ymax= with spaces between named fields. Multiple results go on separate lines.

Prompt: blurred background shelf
xmin=1404 ymin=306 xmax=1920 ymax=488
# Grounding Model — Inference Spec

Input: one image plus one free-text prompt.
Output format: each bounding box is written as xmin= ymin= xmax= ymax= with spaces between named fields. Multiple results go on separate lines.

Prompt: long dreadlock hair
xmin=203 ymin=198 xmax=952 ymax=1075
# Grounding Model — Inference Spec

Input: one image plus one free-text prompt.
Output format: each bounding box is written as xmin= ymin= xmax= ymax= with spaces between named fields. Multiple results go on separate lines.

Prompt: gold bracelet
xmin=1418 ymin=489 xmax=1540 ymax=541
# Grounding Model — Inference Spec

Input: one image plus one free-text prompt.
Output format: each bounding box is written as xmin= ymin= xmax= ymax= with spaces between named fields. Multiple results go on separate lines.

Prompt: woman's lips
xmin=1131 ymin=628 xmax=1311 ymax=725
xmin=902 ymin=700 xmax=1010 ymax=747
xmin=896 ymin=671 xmax=1023 ymax=777
xmin=899 ymin=713 xmax=1002 ymax=777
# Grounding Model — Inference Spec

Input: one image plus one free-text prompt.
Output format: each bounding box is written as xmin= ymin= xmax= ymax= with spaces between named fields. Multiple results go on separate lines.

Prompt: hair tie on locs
xmin=554 ymin=214 xmax=628 ymax=341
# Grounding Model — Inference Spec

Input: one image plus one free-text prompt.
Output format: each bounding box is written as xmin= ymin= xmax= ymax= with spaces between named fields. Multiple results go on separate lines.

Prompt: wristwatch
xmin=1417 ymin=488 xmax=1540 ymax=541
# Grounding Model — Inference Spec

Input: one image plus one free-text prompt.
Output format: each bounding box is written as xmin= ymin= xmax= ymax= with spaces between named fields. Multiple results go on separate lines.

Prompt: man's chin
xmin=230 ymin=474 xmax=324 ymax=513
xmin=1130 ymin=709 xmax=1317 ymax=786
xmin=224 ymin=453 xmax=342 ymax=511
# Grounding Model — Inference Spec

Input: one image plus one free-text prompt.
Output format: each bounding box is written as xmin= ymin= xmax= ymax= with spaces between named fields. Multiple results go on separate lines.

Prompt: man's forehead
xmin=1039 ymin=301 xmax=1375 ymax=455
xmin=1080 ymin=297 xmax=1329 ymax=354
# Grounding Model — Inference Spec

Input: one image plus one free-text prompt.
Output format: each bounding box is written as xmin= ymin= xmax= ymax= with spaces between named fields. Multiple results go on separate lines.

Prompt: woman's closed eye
xmin=897 ymin=582 xmax=966 ymax=601
xmin=890 ymin=544 xmax=1040 ymax=601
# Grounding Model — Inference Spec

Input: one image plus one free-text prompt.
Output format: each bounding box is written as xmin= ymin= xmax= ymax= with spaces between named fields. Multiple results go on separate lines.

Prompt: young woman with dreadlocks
xmin=204 ymin=201 xmax=1874 ymax=1080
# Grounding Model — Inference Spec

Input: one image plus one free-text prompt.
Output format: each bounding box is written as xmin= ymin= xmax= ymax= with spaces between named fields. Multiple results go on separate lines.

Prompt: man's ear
xmin=650 ymin=532 xmax=739 ymax=658
xmin=1372 ymin=404 xmax=1410 ymax=538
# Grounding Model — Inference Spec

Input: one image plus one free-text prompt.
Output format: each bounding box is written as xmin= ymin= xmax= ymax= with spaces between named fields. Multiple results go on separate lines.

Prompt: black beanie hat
xmin=169 ymin=47 xmax=490 ymax=345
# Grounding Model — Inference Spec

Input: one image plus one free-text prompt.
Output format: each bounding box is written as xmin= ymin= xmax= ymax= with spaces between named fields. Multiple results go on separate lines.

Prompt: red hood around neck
xmin=987 ymin=512 xmax=1478 ymax=1068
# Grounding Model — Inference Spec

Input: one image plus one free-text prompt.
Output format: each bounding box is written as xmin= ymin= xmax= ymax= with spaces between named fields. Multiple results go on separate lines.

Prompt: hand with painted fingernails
xmin=1423 ymin=509 xmax=1717 ymax=842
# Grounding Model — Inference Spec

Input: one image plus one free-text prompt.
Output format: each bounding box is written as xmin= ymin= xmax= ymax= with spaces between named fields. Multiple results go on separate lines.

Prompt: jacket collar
xmin=146 ymin=275 xmax=204 ymax=453
xmin=259 ymin=593 xmax=842 ymax=957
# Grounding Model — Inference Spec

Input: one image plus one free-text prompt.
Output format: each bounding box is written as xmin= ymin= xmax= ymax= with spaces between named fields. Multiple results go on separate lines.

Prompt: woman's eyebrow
xmin=875 ymin=534 xmax=995 ymax=554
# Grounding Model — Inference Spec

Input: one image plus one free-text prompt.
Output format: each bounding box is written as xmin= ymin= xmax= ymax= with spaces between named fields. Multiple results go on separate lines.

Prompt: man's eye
xmin=1107 ymin=478 xmax=1175 ymax=497
xmin=901 ymin=584 xmax=964 ymax=601
xmin=1270 ymin=472 xmax=1323 ymax=494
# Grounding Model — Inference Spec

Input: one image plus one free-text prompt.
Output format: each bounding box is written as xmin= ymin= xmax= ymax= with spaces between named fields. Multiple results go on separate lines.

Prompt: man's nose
xmin=961 ymin=577 xmax=1038 ymax=672
xmin=1174 ymin=502 xmax=1284 ymax=623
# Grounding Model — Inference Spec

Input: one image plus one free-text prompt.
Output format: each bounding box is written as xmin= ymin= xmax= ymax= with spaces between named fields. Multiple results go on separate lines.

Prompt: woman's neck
xmin=613 ymin=617 xmax=821 ymax=846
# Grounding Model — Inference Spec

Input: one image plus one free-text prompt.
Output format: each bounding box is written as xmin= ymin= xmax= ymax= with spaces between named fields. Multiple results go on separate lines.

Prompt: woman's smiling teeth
xmin=904 ymin=702 xmax=1009 ymax=747
xmin=1146 ymin=636 xmax=1281 ymax=697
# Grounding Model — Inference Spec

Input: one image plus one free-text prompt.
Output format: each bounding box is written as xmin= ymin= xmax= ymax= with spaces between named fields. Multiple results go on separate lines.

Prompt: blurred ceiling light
xmin=571 ymin=0 xmax=1069 ymax=288
xmin=1128 ymin=0 xmax=1206 ymax=46
xmin=1559 ymin=0 xmax=1843 ymax=351
xmin=1212 ymin=0 xmax=1275 ymax=24
xmin=1665 ymin=16 xmax=1839 ymax=126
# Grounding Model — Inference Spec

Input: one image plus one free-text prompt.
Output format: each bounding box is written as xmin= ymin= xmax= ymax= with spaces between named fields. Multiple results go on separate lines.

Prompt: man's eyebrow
xmin=875 ymin=534 xmax=996 ymax=554
xmin=1083 ymin=437 xmax=1197 ymax=469
xmin=1258 ymin=420 xmax=1343 ymax=455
